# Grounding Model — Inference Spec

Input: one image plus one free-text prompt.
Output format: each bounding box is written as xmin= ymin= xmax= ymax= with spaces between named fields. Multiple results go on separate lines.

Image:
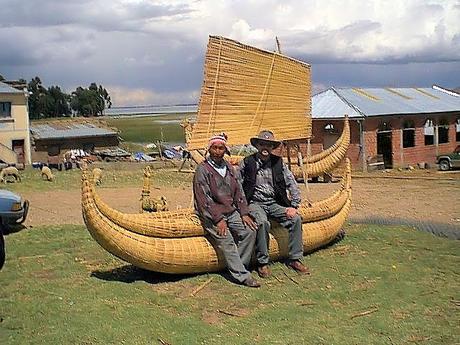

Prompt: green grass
xmin=106 ymin=114 xmax=194 ymax=143
xmin=1 ymin=224 xmax=458 ymax=344
xmin=4 ymin=165 xmax=193 ymax=193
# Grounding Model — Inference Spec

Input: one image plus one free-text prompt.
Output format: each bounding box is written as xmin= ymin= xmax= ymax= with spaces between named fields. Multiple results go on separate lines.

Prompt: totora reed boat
xmin=81 ymin=159 xmax=351 ymax=274
xmin=81 ymin=36 xmax=352 ymax=274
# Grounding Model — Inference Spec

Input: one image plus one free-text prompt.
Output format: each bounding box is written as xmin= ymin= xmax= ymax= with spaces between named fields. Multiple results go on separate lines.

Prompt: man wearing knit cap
xmin=193 ymin=133 xmax=260 ymax=287
xmin=239 ymin=130 xmax=310 ymax=278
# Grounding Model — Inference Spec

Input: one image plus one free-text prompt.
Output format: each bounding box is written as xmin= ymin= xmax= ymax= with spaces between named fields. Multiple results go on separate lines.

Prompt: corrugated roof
xmin=313 ymin=87 xmax=460 ymax=119
xmin=30 ymin=122 xmax=117 ymax=140
xmin=312 ymin=89 xmax=363 ymax=119
xmin=0 ymin=81 xmax=23 ymax=94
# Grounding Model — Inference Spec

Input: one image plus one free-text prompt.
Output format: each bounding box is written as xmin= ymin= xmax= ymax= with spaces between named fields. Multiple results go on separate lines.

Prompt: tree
xmin=27 ymin=77 xmax=47 ymax=119
xmin=27 ymin=77 xmax=71 ymax=118
xmin=70 ymin=83 xmax=111 ymax=117
xmin=46 ymin=86 xmax=70 ymax=117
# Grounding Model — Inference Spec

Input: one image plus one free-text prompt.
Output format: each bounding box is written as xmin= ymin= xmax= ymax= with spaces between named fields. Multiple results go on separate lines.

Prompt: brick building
xmin=311 ymin=86 xmax=460 ymax=171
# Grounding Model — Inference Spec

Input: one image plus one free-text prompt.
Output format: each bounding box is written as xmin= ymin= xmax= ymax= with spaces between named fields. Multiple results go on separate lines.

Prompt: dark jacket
xmin=240 ymin=153 xmax=291 ymax=207
xmin=193 ymin=159 xmax=249 ymax=224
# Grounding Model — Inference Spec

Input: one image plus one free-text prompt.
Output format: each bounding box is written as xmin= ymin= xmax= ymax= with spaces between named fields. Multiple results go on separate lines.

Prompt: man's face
xmin=209 ymin=143 xmax=226 ymax=162
xmin=256 ymin=141 xmax=275 ymax=160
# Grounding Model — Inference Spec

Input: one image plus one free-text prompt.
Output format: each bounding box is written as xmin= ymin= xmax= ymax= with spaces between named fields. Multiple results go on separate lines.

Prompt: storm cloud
xmin=1 ymin=0 xmax=459 ymax=105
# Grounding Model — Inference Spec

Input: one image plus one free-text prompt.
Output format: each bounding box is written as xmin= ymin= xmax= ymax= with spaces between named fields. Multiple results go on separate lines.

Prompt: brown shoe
xmin=242 ymin=276 xmax=261 ymax=288
xmin=287 ymin=260 xmax=310 ymax=275
xmin=257 ymin=264 xmax=271 ymax=278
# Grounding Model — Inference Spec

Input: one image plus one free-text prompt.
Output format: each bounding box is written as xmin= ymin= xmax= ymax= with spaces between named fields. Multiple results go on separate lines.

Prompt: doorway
xmin=377 ymin=131 xmax=392 ymax=168
xmin=12 ymin=139 xmax=25 ymax=164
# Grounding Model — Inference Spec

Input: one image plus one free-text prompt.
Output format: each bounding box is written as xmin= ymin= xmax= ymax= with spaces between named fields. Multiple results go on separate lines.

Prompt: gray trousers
xmin=249 ymin=201 xmax=303 ymax=266
xmin=202 ymin=211 xmax=255 ymax=283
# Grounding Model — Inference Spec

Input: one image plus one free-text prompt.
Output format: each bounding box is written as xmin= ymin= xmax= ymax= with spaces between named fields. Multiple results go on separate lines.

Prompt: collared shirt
xmin=207 ymin=158 xmax=227 ymax=177
xmin=239 ymin=155 xmax=302 ymax=208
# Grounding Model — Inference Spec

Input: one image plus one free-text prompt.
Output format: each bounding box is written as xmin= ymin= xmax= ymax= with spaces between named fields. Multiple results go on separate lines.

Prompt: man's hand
xmin=216 ymin=219 xmax=228 ymax=236
xmin=242 ymin=215 xmax=257 ymax=231
xmin=285 ymin=207 xmax=298 ymax=219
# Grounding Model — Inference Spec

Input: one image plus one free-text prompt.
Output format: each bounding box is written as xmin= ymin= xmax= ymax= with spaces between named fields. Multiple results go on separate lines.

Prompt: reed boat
xmin=81 ymin=36 xmax=352 ymax=274
xmin=81 ymin=159 xmax=351 ymax=274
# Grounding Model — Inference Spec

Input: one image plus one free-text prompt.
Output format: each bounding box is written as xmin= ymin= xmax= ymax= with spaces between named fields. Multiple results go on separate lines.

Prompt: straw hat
xmin=250 ymin=130 xmax=281 ymax=148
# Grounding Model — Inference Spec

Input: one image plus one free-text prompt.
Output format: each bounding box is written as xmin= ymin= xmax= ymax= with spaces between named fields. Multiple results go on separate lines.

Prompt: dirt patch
xmin=21 ymin=172 xmax=460 ymax=229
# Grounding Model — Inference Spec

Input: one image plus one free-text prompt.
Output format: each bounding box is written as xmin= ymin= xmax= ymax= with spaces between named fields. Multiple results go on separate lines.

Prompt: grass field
xmin=105 ymin=114 xmax=193 ymax=144
xmin=1 ymin=223 xmax=458 ymax=344
xmin=4 ymin=164 xmax=193 ymax=193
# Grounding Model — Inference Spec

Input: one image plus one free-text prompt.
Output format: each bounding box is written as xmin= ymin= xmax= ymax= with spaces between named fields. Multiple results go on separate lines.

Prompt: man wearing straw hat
xmin=193 ymin=133 xmax=260 ymax=287
xmin=239 ymin=130 xmax=310 ymax=278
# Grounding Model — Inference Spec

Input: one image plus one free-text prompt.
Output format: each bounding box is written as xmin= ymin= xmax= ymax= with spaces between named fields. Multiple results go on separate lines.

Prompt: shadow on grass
xmin=91 ymin=264 xmax=203 ymax=284
xmin=90 ymin=231 xmax=347 ymax=285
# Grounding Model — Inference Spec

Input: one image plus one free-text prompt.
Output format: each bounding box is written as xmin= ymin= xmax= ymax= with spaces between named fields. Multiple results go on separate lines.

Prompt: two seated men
xmin=193 ymin=131 xmax=309 ymax=287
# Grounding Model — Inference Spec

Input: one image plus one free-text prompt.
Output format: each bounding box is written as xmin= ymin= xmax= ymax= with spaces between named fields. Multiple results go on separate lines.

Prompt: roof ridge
xmin=331 ymin=87 xmax=366 ymax=116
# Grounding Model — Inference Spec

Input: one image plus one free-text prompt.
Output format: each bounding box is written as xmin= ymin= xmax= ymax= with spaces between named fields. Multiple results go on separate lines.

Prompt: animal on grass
xmin=0 ymin=166 xmax=21 ymax=183
xmin=41 ymin=166 xmax=54 ymax=181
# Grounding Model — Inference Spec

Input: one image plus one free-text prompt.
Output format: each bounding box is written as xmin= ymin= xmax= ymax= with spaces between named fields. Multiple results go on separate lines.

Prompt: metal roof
xmin=312 ymin=89 xmax=363 ymax=119
xmin=0 ymin=81 xmax=23 ymax=94
xmin=312 ymin=87 xmax=460 ymax=119
xmin=30 ymin=122 xmax=118 ymax=140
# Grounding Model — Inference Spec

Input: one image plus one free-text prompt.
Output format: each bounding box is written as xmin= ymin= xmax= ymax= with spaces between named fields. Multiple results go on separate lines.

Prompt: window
xmin=0 ymin=102 xmax=12 ymax=118
xmin=402 ymin=120 xmax=415 ymax=148
xmin=456 ymin=118 xmax=460 ymax=142
xmin=424 ymin=119 xmax=434 ymax=145
xmin=438 ymin=118 xmax=449 ymax=144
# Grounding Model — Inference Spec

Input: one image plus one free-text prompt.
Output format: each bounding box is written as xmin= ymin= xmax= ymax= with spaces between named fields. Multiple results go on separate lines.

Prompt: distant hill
xmin=454 ymin=87 xmax=460 ymax=94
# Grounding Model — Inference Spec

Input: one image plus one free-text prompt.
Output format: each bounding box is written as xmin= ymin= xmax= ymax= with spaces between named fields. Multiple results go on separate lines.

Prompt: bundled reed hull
xmin=81 ymin=160 xmax=352 ymax=274
xmin=92 ymin=159 xmax=351 ymax=238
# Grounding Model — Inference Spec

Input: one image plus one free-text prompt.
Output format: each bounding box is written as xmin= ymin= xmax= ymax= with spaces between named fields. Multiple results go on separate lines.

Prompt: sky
xmin=1 ymin=0 xmax=459 ymax=106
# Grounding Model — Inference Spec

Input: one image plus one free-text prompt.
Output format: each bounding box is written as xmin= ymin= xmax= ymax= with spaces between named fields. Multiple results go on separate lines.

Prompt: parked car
xmin=436 ymin=145 xmax=460 ymax=171
xmin=0 ymin=189 xmax=29 ymax=270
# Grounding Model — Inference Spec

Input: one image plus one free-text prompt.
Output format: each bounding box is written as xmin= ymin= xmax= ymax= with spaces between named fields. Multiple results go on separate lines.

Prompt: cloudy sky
xmin=1 ymin=0 xmax=459 ymax=106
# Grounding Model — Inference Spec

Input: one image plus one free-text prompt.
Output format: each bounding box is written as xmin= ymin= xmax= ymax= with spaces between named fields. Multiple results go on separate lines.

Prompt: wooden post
xmin=275 ymin=36 xmax=282 ymax=54
xmin=286 ymin=142 xmax=292 ymax=170
xmin=400 ymin=119 xmax=404 ymax=168
xmin=304 ymin=139 xmax=310 ymax=189
xmin=359 ymin=119 xmax=367 ymax=172
xmin=434 ymin=119 xmax=439 ymax=156
xmin=157 ymin=140 xmax=163 ymax=161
